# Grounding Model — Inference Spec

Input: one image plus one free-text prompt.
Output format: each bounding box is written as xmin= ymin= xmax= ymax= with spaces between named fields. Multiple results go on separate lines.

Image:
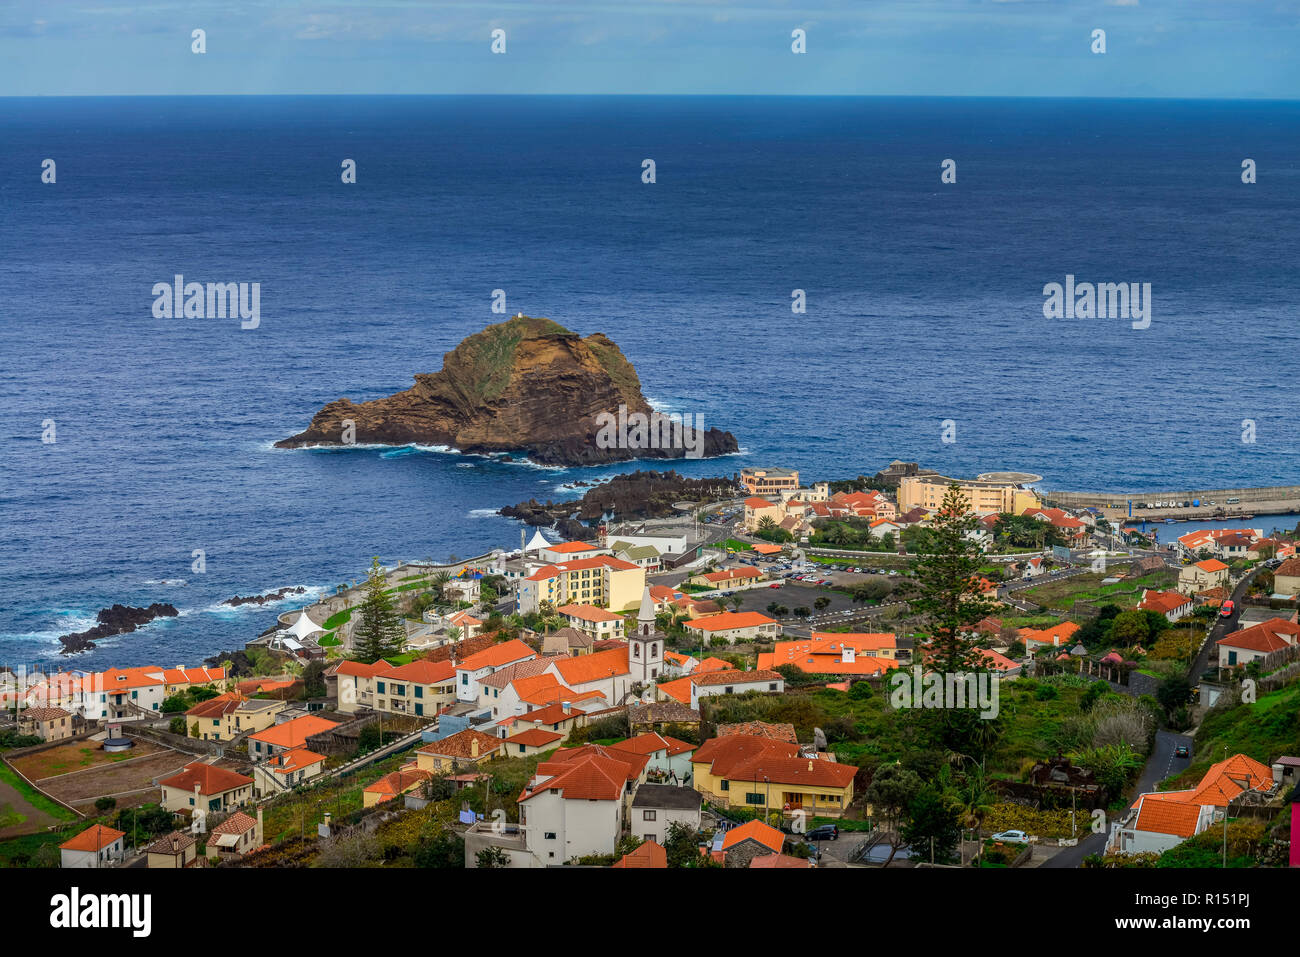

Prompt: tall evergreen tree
xmin=910 ymin=483 xmax=998 ymax=673
xmin=353 ymin=557 xmax=406 ymax=664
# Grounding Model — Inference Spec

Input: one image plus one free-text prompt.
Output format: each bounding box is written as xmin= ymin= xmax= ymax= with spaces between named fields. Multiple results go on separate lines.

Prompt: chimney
xmin=471 ymin=738 xmax=480 ymax=758
xmin=194 ymin=782 xmax=202 ymax=799
xmin=171 ymin=836 xmax=179 ymax=853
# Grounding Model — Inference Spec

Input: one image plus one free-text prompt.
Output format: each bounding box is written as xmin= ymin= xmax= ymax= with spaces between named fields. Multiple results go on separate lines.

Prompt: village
xmin=3 ymin=463 xmax=1300 ymax=870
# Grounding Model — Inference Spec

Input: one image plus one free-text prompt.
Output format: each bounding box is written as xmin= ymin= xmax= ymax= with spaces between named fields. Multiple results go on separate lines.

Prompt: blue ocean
xmin=2 ymin=96 xmax=1298 ymax=668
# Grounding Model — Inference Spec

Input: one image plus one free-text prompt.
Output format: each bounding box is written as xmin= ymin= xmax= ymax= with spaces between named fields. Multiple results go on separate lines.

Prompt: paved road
xmin=1039 ymin=728 xmax=1193 ymax=868
xmin=1188 ymin=568 xmax=1259 ymax=681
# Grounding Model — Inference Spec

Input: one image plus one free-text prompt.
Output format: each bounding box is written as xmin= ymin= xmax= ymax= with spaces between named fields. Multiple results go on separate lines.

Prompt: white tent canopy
xmin=286 ymin=610 xmax=323 ymax=642
xmin=526 ymin=529 xmax=552 ymax=553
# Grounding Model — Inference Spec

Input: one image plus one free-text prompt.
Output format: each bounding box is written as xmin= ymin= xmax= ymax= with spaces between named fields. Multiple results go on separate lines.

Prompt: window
xmin=132 ymin=690 xmax=138 ymax=699
xmin=545 ymin=832 xmax=556 ymax=840
xmin=724 ymin=686 xmax=734 ymax=694
xmin=719 ymin=780 xmax=729 ymax=791
xmin=769 ymin=684 xmax=778 ymax=691
xmin=519 ymin=744 xmax=526 ymax=753
xmin=643 ymin=810 xmax=657 ymax=821
xmin=461 ymin=674 xmax=468 ymax=685
xmin=415 ymin=686 xmax=423 ymax=699
xmin=376 ymin=681 xmax=386 ymax=694
xmin=415 ymin=704 xmax=423 ymax=716
xmin=745 ymin=792 xmax=764 ymax=805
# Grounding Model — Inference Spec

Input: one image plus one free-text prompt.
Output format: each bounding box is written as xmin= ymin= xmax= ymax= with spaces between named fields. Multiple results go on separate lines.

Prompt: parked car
xmin=1175 ymin=745 xmax=1190 ymax=758
xmin=1220 ymin=600 xmax=1235 ymax=617
xmin=991 ymin=829 xmax=1028 ymax=843
xmin=768 ymin=583 xmax=781 ymax=589
xmin=807 ymin=824 xmax=838 ymax=841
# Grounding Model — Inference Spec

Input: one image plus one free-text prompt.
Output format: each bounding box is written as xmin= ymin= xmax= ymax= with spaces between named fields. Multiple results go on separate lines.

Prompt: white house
xmin=1021 ymin=557 xmax=1048 ymax=580
xmin=454 ymin=639 xmax=538 ymax=703
xmin=1216 ymin=618 xmax=1300 ymax=670
xmin=610 ymin=732 xmax=696 ymax=781
xmin=60 ymin=825 xmax=126 ymax=868
xmin=628 ymin=783 xmax=702 ymax=845
xmin=472 ymin=747 xmax=639 ymax=866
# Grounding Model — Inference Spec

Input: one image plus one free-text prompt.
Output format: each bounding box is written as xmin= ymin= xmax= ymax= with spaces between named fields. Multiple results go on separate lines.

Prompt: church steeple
xmin=630 ymin=585 xmax=663 ymax=683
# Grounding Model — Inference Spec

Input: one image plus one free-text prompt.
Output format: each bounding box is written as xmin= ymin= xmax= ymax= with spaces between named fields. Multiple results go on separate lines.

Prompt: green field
xmin=1021 ymin=570 xmax=1178 ymax=612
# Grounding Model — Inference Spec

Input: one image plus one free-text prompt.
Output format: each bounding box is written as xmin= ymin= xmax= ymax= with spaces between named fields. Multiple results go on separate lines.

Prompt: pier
xmin=1043 ymin=484 xmax=1300 ymax=524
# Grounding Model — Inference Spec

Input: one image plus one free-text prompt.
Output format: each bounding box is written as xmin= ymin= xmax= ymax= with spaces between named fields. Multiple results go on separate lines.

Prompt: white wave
xmin=467 ymin=508 xmax=502 ymax=518
xmin=141 ymin=579 xmax=187 ymax=586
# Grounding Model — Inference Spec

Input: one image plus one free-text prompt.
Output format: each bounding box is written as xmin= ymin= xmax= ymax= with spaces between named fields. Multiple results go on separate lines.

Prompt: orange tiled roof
xmin=365 ymin=766 xmax=431 ymax=800
xmin=750 ymin=852 xmax=812 ymax=868
xmin=211 ymin=811 xmax=258 ymax=836
xmin=418 ymin=728 xmax=501 ymax=760
xmin=744 ymin=497 xmax=777 ymax=509
xmin=519 ymin=749 xmax=636 ymax=803
xmin=163 ymin=666 xmax=225 ymax=685
xmin=684 ymin=612 xmax=777 ymax=633
xmin=60 ymin=824 xmax=125 ymax=852
xmin=1138 ymin=590 xmax=1192 ymax=615
xmin=375 ymin=658 xmax=457 ymax=684
xmin=1134 ymin=796 xmax=1203 ymax=838
xmin=185 ymin=692 xmax=251 ymax=719
xmin=612 ymin=840 xmax=667 ymax=868
xmin=1217 ymin=618 xmax=1300 ymax=655
xmin=720 ymin=820 xmax=785 ymax=854
xmin=505 ymin=728 xmax=564 ymax=748
xmin=248 ymin=715 xmax=338 ymax=749
xmin=268 ymin=745 xmax=325 ymax=774
xmin=557 ymin=604 xmax=624 ymax=623
xmin=1194 ymin=558 xmax=1228 ymax=572
xmin=549 ymin=541 xmax=601 ymax=553
xmin=524 ymin=555 xmax=640 ymax=582
xmin=456 ymin=639 xmax=537 ymax=672
xmin=159 ymin=761 xmax=253 ymax=795
xmin=691 ymin=669 xmax=782 ymax=687
xmin=550 ymin=646 xmax=630 ymax=685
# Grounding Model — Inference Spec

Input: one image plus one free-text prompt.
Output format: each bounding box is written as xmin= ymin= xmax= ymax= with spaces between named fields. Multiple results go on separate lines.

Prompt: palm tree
xmin=430 ymin=571 xmax=453 ymax=603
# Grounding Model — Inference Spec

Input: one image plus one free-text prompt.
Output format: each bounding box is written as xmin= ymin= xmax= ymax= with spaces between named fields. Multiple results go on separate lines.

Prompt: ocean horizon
xmin=2 ymin=94 xmax=1298 ymax=669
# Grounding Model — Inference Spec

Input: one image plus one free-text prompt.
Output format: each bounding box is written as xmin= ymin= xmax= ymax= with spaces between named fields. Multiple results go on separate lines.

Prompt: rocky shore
xmin=500 ymin=469 xmax=738 ymax=534
xmin=222 ymin=586 xmax=308 ymax=607
xmin=58 ymin=603 xmax=179 ymax=656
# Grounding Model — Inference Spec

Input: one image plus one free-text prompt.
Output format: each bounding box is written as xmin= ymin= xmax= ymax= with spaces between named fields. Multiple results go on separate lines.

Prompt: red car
xmin=769 ymin=583 xmax=781 ymax=589
xmin=1220 ymin=600 xmax=1235 ymax=617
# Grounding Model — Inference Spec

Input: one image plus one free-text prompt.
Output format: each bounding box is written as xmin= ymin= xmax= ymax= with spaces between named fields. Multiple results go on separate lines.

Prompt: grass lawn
xmin=723 ymin=539 xmax=752 ymax=551
xmin=0 ymin=761 xmax=76 ymax=822
xmin=1021 ymin=570 xmax=1178 ymax=612
xmin=317 ymin=631 xmax=340 ymax=647
xmin=323 ymin=608 xmax=353 ymax=630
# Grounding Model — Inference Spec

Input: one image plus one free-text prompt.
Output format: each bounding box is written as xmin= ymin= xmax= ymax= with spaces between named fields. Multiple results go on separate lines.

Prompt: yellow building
xmin=691 ymin=734 xmax=857 ymax=818
xmin=897 ymin=472 xmax=1042 ymax=516
xmin=742 ymin=496 xmax=784 ymax=532
xmin=520 ymin=555 xmax=645 ymax=613
xmin=184 ymin=693 xmax=286 ymax=742
xmin=741 ymin=467 xmax=800 ymax=497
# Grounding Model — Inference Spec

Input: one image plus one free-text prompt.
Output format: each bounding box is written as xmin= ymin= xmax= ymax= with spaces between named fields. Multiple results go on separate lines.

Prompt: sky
xmin=0 ymin=0 xmax=1296 ymax=98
